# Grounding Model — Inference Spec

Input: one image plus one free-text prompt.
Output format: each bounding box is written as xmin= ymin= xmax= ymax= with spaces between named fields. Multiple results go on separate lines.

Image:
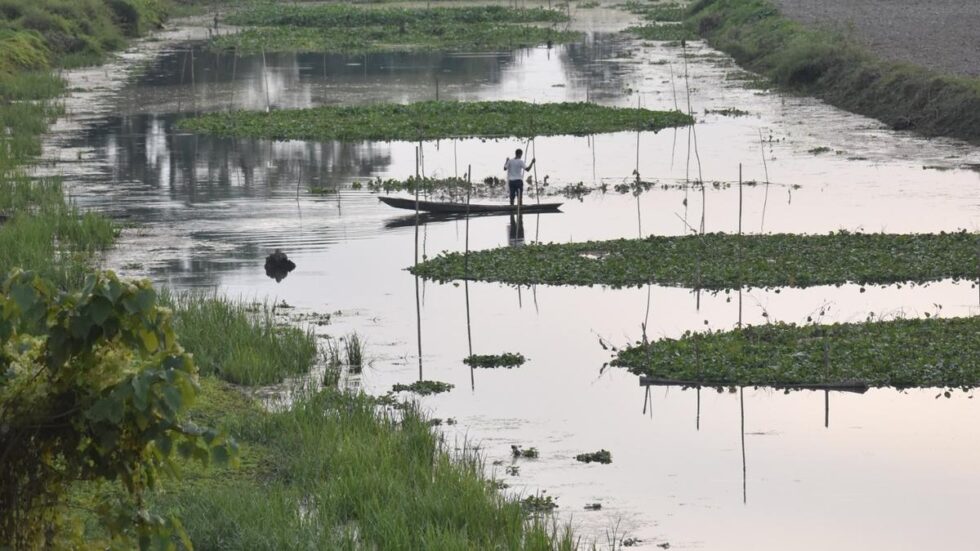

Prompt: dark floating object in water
xmin=379 ymin=196 xmax=562 ymax=214
xmin=264 ymin=249 xmax=296 ymax=282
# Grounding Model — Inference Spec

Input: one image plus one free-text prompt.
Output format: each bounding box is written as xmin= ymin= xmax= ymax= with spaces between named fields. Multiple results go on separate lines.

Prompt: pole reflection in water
xmin=696 ymin=386 xmax=701 ymax=431
xmin=740 ymin=387 xmax=747 ymax=505
xmin=825 ymin=390 xmax=830 ymax=428
xmin=508 ymin=213 xmax=525 ymax=246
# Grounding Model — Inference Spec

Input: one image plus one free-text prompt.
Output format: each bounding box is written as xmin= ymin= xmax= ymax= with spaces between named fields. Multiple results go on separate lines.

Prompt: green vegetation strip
xmin=412 ymin=232 xmax=979 ymax=289
xmin=216 ymin=4 xmax=577 ymax=54
xmin=213 ymin=24 xmax=579 ymax=55
xmin=686 ymin=0 xmax=980 ymax=142
xmin=180 ymin=101 xmax=693 ymax=141
xmin=226 ymin=4 xmax=568 ymax=27
xmin=614 ymin=316 xmax=980 ymax=388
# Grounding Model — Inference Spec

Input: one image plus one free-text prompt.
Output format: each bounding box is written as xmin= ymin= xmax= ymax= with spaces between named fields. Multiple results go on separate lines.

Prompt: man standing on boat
xmin=504 ymin=149 xmax=535 ymax=206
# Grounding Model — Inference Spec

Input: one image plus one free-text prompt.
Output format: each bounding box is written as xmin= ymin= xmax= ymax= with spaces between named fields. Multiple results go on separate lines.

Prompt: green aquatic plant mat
xmin=392 ymin=380 xmax=455 ymax=395
xmin=614 ymin=316 xmax=980 ymax=389
xmin=575 ymin=449 xmax=612 ymax=464
xmin=179 ymin=101 xmax=693 ymax=142
xmin=465 ymin=353 xmax=527 ymax=368
xmin=212 ymin=23 xmax=579 ymax=54
xmin=412 ymin=231 xmax=979 ymax=289
xmin=226 ymin=4 xmax=568 ymax=27
xmin=216 ymin=4 xmax=574 ymax=54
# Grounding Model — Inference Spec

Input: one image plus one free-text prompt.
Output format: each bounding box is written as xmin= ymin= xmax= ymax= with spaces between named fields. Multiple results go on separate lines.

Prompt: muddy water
xmin=41 ymin=6 xmax=980 ymax=550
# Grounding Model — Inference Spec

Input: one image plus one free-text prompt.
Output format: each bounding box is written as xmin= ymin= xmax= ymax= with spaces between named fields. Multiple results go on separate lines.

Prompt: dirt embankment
xmin=773 ymin=0 xmax=980 ymax=78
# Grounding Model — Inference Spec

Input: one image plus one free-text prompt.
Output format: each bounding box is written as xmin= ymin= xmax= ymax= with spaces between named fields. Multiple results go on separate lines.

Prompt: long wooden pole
xmin=414 ymin=147 xmax=423 ymax=380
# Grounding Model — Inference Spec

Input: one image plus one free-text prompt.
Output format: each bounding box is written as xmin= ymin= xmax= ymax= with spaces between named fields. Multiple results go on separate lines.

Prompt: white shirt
xmin=505 ymin=158 xmax=526 ymax=181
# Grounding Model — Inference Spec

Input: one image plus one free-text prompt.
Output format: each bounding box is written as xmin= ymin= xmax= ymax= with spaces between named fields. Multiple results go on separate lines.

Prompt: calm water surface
xmin=39 ymin=6 xmax=980 ymax=550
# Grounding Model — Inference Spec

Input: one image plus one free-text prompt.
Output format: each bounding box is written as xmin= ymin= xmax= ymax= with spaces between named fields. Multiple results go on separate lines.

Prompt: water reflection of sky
xmin=46 ymin=11 xmax=980 ymax=550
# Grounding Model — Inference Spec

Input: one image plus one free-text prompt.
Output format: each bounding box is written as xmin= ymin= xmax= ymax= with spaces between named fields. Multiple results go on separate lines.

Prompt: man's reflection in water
xmin=508 ymin=213 xmax=525 ymax=247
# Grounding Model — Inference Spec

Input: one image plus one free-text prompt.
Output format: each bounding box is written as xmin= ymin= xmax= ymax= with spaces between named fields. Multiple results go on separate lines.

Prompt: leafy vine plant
xmin=0 ymin=270 xmax=237 ymax=549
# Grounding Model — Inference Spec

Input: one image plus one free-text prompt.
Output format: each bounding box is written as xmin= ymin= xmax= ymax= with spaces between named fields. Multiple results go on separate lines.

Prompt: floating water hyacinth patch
xmin=391 ymin=380 xmax=454 ymax=395
xmin=179 ymin=101 xmax=693 ymax=142
xmin=575 ymin=449 xmax=613 ymax=464
xmin=465 ymin=353 xmax=527 ymax=369
xmin=614 ymin=316 xmax=980 ymax=389
xmin=412 ymin=231 xmax=979 ymax=290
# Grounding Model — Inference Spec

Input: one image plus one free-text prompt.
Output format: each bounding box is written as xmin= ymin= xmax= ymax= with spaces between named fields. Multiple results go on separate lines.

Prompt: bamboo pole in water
xmin=414 ymin=147 xmax=423 ymax=380
xmin=738 ymin=163 xmax=743 ymax=328
xmin=740 ymin=387 xmax=747 ymax=504
xmin=759 ymin=129 xmax=771 ymax=232
xmin=262 ymin=48 xmax=271 ymax=112
xmin=465 ymin=165 xmax=474 ymax=390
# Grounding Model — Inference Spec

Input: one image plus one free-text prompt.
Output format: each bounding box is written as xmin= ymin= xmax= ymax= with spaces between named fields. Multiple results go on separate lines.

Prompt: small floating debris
xmin=575 ymin=449 xmax=612 ymax=464
xmin=391 ymin=380 xmax=454 ymax=395
xmin=264 ymin=249 xmax=296 ymax=282
xmin=521 ymin=493 xmax=558 ymax=513
xmin=464 ymin=352 xmax=527 ymax=369
xmin=511 ymin=445 xmax=539 ymax=459
xmin=704 ymin=107 xmax=751 ymax=117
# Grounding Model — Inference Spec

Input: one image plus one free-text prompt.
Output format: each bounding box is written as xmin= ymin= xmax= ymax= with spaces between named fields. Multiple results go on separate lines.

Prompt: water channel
xmin=37 ymin=6 xmax=980 ymax=550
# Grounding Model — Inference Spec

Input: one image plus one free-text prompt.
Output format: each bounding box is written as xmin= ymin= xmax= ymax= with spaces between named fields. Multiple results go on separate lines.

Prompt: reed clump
xmin=164 ymin=292 xmax=318 ymax=386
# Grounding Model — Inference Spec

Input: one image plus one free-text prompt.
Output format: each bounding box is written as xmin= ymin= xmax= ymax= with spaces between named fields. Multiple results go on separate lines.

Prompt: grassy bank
xmin=214 ymin=3 xmax=577 ymax=54
xmin=180 ymin=100 xmax=693 ymax=141
xmin=0 ymin=0 xmax=169 ymax=69
xmin=685 ymin=0 xmax=980 ymax=142
xmin=138 ymin=380 xmax=572 ymax=550
xmin=59 ymin=288 xmax=574 ymax=547
xmin=412 ymin=231 xmax=979 ymax=289
xmin=614 ymin=316 xmax=980 ymax=388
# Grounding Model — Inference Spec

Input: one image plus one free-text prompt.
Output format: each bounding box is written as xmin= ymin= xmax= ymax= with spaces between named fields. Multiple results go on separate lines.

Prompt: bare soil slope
xmin=773 ymin=0 xmax=980 ymax=77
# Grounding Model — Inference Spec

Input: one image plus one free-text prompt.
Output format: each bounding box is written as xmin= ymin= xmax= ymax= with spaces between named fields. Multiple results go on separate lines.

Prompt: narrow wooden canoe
xmin=379 ymin=196 xmax=562 ymax=214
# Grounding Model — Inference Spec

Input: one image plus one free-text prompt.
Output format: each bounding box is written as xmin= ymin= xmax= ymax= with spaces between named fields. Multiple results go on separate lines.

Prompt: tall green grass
xmin=156 ymin=382 xmax=574 ymax=550
xmin=164 ymin=291 xmax=318 ymax=386
xmin=688 ymin=0 xmax=980 ymax=142
xmin=0 ymin=175 xmax=116 ymax=284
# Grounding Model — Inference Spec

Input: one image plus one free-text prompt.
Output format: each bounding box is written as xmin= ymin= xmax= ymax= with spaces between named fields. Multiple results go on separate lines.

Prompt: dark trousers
xmin=508 ymin=179 xmax=523 ymax=204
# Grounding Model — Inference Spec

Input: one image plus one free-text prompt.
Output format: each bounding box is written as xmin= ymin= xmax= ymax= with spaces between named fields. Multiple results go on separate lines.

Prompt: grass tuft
xmin=164 ymin=292 xmax=318 ymax=386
